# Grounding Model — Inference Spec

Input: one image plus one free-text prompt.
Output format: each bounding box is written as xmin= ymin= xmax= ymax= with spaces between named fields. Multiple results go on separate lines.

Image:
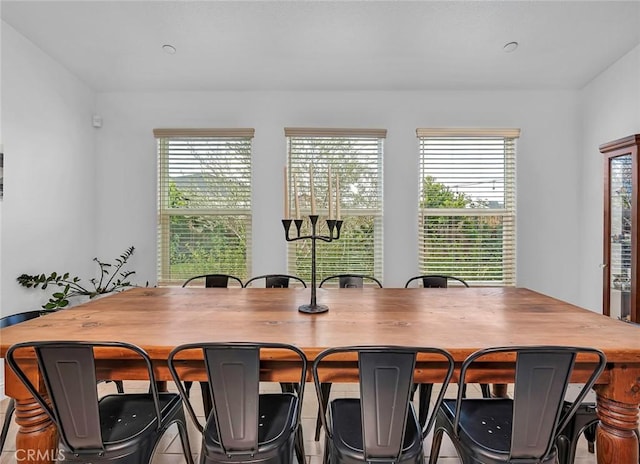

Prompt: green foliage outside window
xmin=290 ymin=216 xmax=377 ymax=281
xmin=420 ymin=175 xmax=507 ymax=282
xmin=165 ymin=173 xmax=506 ymax=284
xmin=167 ymin=182 xmax=248 ymax=281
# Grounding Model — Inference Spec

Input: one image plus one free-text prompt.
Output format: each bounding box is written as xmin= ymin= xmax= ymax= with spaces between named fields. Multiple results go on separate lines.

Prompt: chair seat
xmin=442 ymin=399 xmax=512 ymax=454
xmin=99 ymin=393 xmax=183 ymax=444
xmin=330 ymin=398 xmax=423 ymax=463
xmin=203 ymin=393 xmax=298 ymax=454
xmin=441 ymin=398 xmax=558 ymax=464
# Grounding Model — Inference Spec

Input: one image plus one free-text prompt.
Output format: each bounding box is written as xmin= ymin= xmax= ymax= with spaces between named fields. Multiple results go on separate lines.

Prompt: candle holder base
xmin=298 ymin=303 xmax=329 ymax=314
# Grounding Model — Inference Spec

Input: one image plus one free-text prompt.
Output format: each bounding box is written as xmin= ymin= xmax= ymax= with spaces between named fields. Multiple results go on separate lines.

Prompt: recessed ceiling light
xmin=162 ymin=44 xmax=177 ymax=55
xmin=503 ymin=42 xmax=518 ymax=53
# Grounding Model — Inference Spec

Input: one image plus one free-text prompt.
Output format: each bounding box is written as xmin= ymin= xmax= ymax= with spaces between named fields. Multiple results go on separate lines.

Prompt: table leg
xmin=13 ymin=395 xmax=58 ymax=464
xmin=595 ymin=394 xmax=639 ymax=464
xmin=492 ymin=383 xmax=508 ymax=398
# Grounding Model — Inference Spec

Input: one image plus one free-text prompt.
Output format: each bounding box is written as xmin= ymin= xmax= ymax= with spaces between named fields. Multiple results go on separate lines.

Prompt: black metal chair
xmin=428 ymin=345 xmax=607 ymax=464
xmin=6 ymin=340 xmax=193 ymax=464
xmin=313 ymin=345 xmax=455 ymax=464
xmin=404 ymin=274 xmax=470 ymax=288
xmin=243 ymin=274 xmax=307 ymax=398
xmin=168 ymin=342 xmax=307 ymax=464
xmin=555 ymin=406 xmax=640 ymax=464
xmin=181 ymin=273 xmax=244 ymax=416
xmin=244 ymin=274 xmax=307 ymax=288
xmin=182 ymin=273 xmax=244 ymax=288
xmin=0 ymin=311 xmax=125 ymax=454
xmin=556 ymin=401 xmax=598 ymax=464
xmin=319 ymin=274 xmax=383 ymax=288
xmin=404 ymin=275 xmax=488 ymax=427
xmin=312 ymin=274 xmax=383 ymax=441
xmin=0 ymin=310 xmax=44 ymax=329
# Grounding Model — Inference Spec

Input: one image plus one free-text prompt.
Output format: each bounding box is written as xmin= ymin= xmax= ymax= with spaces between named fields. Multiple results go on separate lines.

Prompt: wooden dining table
xmin=1 ymin=286 xmax=639 ymax=464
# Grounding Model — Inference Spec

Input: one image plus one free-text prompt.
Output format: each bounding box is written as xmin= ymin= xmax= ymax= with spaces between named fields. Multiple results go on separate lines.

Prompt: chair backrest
xmin=168 ymin=342 xmax=307 ymax=454
xmin=6 ymin=341 xmax=163 ymax=455
xmin=0 ymin=310 xmax=43 ymax=328
xmin=319 ymin=274 xmax=383 ymax=288
xmin=404 ymin=274 xmax=469 ymax=288
xmin=244 ymin=274 xmax=307 ymax=288
xmin=313 ymin=346 xmax=455 ymax=462
xmin=453 ymin=346 xmax=606 ymax=460
xmin=182 ymin=274 xmax=244 ymax=288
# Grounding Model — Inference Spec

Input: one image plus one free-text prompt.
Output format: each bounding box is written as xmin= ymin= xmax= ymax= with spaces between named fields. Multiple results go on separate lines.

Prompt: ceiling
xmin=2 ymin=0 xmax=639 ymax=92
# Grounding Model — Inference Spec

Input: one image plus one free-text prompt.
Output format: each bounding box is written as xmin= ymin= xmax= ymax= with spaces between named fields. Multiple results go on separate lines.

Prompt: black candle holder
xmin=282 ymin=215 xmax=343 ymax=314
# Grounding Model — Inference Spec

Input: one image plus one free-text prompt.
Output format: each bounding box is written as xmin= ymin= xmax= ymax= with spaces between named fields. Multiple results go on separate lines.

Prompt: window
xmin=417 ymin=128 xmax=519 ymax=286
xmin=155 ymin=128 xmax=254 ymax=285
xmin=285 ymin=128 xmax=385 ymax=282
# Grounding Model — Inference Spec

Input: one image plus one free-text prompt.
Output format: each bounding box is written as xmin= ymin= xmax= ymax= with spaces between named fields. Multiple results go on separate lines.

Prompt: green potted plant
xmin=17 ymin=246 xmax=139 ymax=311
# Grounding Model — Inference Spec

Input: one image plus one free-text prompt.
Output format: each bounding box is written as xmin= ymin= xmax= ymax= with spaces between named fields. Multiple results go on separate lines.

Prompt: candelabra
xmin=282 ymin=215 xmax=343 ymax=313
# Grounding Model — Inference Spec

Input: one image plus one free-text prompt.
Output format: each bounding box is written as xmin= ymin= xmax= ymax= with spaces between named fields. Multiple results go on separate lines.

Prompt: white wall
xmin=1 ymin=22 xmax=98 ymax=316
xmin=1 ymin=19 xmax=603 ymax=318
xmin=579 ymin=44 xmax=640 ymax=312
xmin=94 ymin=90 xmax=583 ymax=297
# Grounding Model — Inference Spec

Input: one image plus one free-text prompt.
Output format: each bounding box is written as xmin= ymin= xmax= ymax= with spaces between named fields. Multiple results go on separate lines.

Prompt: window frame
xmin=284 ymin=128 xmax=386 ymax=283
xmin=154 ymin=128 xmax=254 ymax=285
xmin=416 ymin=128 xmax=519 ymax=286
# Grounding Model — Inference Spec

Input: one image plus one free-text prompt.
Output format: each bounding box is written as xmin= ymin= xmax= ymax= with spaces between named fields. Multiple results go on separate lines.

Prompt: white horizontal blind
xmin=156 ymin=129 xmax=254 ymax=285
xmin=285 ymin=129 xmax=385 ymax=283
xmin=417 ymin=129 xmax=519 ymax=286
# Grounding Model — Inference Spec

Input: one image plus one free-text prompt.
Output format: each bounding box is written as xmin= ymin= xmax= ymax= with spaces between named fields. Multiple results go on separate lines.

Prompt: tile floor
xmin=0 ymin=382 xmax=604 ymax=464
